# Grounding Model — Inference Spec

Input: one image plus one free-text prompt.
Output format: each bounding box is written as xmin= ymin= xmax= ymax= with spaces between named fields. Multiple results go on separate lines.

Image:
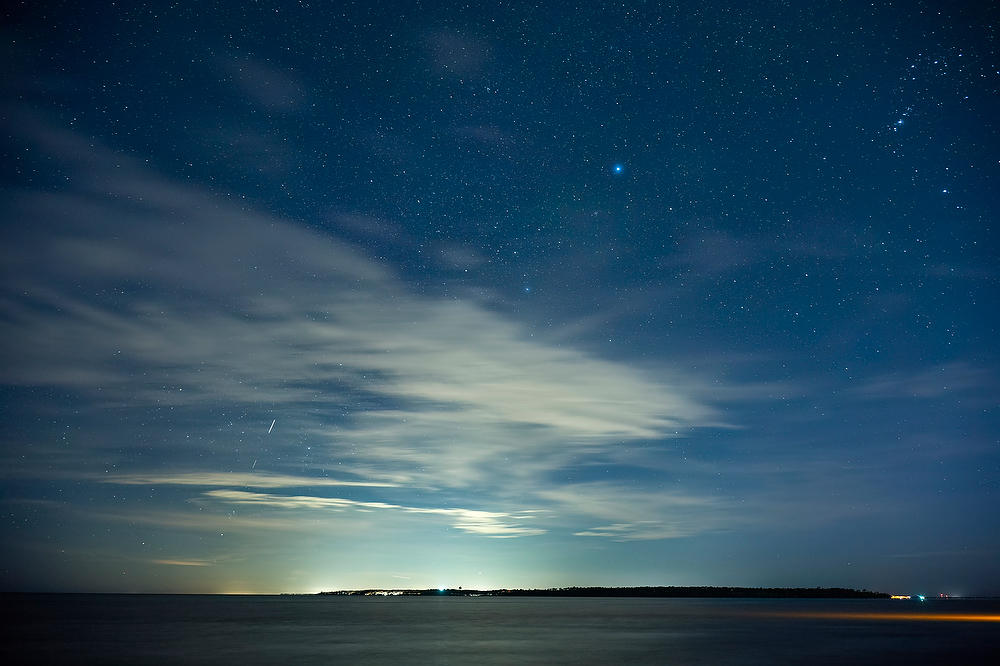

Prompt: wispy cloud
xmin=660 ymin=229 xmax=760 ymax=274
xmin=426 ymin=31 xmax=492 ymax=77
xmin=151 ymin=559 xmax=215 ymax=567
xmin=101 ymin=472 xmax=399 ymax=489
xmin=221 ymin=56 xmax=306 ymax=111
xmin=852 ymin=362 xmax=994 ymax=401
xmin=539 ymin=482 xmax=740 ymax=541
xmin=205 ymin=490 xmax=545 ymax=538
xmin=0 ymin=119 xmax=721 ymax=502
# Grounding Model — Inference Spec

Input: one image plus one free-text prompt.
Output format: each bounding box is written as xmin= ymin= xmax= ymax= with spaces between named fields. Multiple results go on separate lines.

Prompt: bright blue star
xmin=612 ymin=163 xmax=624 ymax=174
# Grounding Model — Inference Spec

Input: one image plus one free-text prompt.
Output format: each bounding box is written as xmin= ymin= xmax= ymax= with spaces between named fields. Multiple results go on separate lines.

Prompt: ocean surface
xmin=2 ymin=594 xmax=997 ymax=664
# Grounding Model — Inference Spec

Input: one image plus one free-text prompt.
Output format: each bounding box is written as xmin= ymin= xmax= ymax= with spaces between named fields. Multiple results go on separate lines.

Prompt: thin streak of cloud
xmin=151 ymin=559 xmax=214 ymax=567
xmin=426 ymin=31 xmax=491 ymax=77
xmin=102 ymin=472 xmax=398 ymax=489
xmin=538 ymin=482 xmax=739 ymax=540
xmin=222 ymin=56 xmax=306 ymax=110
xmin=206 ymin=489 xmax=545 ymax=538
xmin=17 ymin=500 xmax=335 ymax=535
xmin=852 ymin=362 xmax=994 ymax=400
xmin=660 ymin=229 xmax=760 ymax=274
xmin=573 ymin=522 xmax=697 ymax=540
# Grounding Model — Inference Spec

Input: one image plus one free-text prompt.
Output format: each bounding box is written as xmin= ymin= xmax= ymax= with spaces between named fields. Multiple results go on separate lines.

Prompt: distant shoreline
xmin=319 ymin=586 xmax=890 ymax=599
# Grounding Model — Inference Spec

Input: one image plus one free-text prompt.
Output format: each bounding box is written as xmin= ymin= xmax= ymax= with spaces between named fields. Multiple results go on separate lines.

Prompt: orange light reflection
xmin=760 ymin=611 xmax=1000 ymax=623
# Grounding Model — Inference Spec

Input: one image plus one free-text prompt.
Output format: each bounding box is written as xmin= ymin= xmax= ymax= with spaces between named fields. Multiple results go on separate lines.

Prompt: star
xmin=612 ymin=163 xmax=624 ymax=174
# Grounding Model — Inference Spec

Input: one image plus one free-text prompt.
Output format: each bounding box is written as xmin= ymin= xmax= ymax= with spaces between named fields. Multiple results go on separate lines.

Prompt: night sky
xmin=2 ymin=1 xmax=998 ymax=595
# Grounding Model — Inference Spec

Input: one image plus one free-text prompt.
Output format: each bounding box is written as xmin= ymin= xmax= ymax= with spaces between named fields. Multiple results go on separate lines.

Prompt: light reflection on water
xmin=753 ymin=609 xmax=1000 ymax=622
xmin=2 ymin=595 xmax=998 ymax=665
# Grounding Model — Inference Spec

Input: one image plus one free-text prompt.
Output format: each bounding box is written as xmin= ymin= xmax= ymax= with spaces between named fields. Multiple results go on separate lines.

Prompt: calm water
xmin=1 ymin=594 xmax=997 ymax=664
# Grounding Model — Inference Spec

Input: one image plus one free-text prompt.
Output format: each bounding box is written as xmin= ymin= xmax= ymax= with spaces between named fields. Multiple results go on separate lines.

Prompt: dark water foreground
xmin=2 ymin=594 xmax=997 ymax=664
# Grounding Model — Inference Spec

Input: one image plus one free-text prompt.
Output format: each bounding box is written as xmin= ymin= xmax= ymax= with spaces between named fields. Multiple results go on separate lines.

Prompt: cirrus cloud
xmin=205 ymin=489 xmax=545 ymax=538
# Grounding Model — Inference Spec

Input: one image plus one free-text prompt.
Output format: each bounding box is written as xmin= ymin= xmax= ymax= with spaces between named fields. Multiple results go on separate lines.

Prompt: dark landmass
xmin=320 ymin=586 xmax=889 ymax=599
